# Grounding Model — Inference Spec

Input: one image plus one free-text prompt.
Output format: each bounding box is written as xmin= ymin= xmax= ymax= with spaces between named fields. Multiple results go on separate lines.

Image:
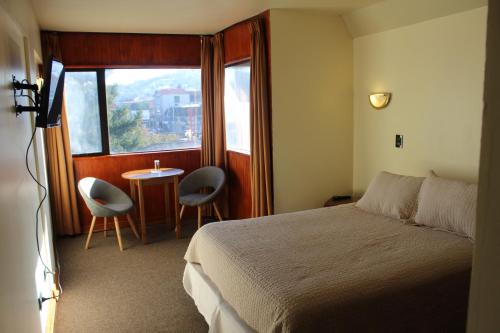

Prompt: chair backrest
xmin=179 ymin=166 xmax=226 ymax=197
xmin=78 ymin=177 xmax=132 ymax=216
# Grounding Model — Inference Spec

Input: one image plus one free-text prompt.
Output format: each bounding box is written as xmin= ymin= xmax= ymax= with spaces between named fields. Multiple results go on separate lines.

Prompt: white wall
xmin=270 ymin=9 xmax=353 ymax=213
xmin=352 ymin=7 xmax=487 ymax=194
xmin=0 ymin=0 xmax=55 ymax=332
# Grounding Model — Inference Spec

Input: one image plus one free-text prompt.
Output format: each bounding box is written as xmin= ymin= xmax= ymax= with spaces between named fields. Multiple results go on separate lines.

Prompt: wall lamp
xmin=369 ymin=92 xmax=391 ymax=109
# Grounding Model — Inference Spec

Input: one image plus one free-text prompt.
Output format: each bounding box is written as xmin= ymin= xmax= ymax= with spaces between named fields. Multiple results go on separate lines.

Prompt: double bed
xmin=183 ymin=203 xmax=473 ymax=332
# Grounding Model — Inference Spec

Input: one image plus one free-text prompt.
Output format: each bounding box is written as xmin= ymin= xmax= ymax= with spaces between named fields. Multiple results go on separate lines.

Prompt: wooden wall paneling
xmin=223 ymin=10 xmax=271 ymax=66
xmin=118 ymin=34 xmax=153 ymax=65
xmin=224 ymin=22 xmax=251 ymax=64
xmin=227 ymin=151 xmax=252 ymax=219
xmin=58 ymin=33 xmax=117 ymax=67
xmin=154 ymin=34 xmax=201 ymax=66
xmin=73 ymin=149 xmax=201 ymax=232
xmin=55 ymin=32 xmax=201 ymax=68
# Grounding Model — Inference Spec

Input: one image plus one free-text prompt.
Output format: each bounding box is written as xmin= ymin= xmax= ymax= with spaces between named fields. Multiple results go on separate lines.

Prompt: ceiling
xmin=344 ymin=0 xmax=487 ymax=37
xmin=30 ymin=0 xmax=384 ymax=34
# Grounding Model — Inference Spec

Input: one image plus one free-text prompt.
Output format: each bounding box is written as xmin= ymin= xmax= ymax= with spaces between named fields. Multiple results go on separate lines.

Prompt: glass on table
xmin=152 ymin=160 xmax=160 ymax=173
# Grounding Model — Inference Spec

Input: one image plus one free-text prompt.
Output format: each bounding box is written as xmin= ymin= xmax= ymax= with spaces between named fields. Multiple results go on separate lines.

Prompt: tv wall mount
xmin=12 ymin=75 xmax=41 ymax=117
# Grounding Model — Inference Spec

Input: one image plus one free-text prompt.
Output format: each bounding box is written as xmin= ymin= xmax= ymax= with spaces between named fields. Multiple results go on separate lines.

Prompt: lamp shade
xmin=369 ymin=93 xmax=391 ymax=109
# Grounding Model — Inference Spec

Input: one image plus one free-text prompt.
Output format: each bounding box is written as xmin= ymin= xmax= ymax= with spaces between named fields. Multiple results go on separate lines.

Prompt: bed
xmin=183 ymin=203 xmax=472 ymax=332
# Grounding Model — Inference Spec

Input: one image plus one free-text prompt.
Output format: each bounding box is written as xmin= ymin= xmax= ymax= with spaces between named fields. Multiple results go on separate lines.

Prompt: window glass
xmin=65 ymin=71 xmax=103 ymax=155
xmin=224 ymin=62 xmax=250 ymax=153
xmin=105 ymin=69 xmax=202 ymax=153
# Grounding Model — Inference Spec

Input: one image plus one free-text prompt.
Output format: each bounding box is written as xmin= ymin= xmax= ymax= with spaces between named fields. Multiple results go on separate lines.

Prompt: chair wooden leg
xmin=113 ymin=216 xmax=124 ymax=251
xmin=103 ymin=217 xmax=107 ymax=238
xmin=126 ymin=213 xmax=140 ymax=239
xmin=85 ymin=216 xmax=97 ymax=250
xmin=197 ymin=206 xmax=202 ymax=229
xmin=213 ymin=202 xmax=223 ymax=222
xmin=179 ymin=205 xmax=185 ymax=221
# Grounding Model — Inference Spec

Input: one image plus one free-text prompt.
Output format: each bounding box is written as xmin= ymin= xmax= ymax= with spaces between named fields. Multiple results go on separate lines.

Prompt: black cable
xmin=38 ymin=295 xmax=59 ymax=309
xmin=22 ymin=82 xmax=64 ymax=301
xmin=26 ymin=127 xmax=54 ymax=276
xmin=40 ymin=296 xmax=57 ymax=303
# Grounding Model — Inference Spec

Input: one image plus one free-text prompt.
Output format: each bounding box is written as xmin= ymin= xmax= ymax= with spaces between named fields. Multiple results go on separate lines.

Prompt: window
xmin=65 ymin=71 xmax=103 ymax=155
xmin=224 ymin=62 xmax=251 ymax=153
xmin=105 ymin=69 xmax=201 ymax=153
xmin=64 ymin=68 xmax=201 ymax=155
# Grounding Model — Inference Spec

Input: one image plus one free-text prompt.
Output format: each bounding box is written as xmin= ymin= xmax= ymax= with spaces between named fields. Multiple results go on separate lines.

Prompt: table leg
xmin=173 ymin=176 xmax=181 ymax=239
xmin=164 ymin=182 xmax=172 ymax=228
xmin=129 ymin=180 xmax=136 ymax=201
xmin=137 ymin=181 xmax=147 ymax=244
xmin=129 ymin=180 xmax=138 ymax=220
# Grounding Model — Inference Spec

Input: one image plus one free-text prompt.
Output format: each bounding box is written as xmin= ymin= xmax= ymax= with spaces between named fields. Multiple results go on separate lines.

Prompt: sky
xmin=105 ymin=68 xmax=183 ymax=85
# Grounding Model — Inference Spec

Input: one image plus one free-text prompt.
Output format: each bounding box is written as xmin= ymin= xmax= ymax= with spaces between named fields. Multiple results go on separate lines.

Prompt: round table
xmin=122 ymin=168 xmax=184 ymax=242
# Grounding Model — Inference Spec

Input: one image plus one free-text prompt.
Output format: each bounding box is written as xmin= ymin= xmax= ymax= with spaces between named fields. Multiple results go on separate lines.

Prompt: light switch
xmin=395 ymin=134 xmax=403 ymax=148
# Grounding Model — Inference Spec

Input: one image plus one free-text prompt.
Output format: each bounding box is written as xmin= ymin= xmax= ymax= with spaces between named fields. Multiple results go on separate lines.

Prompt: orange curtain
xmin=201 ymin=34 xmax=226 ymax=168
xmin=201 ymin=35 xmax=215 ymax=166
xmin=249 ymin=19 xmax=273 ymax=217
xmin=41 ymin=32 xmax=81 ymax=235
xmin=212 ymin=34 xmax=227 ymax=170
xmin=200 ymin=33 xmax=228 ymax=216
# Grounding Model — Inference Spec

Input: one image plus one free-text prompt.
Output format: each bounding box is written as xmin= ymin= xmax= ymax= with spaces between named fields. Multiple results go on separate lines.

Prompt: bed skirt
xmin=183 ymin=263 xmax=254 ymax=333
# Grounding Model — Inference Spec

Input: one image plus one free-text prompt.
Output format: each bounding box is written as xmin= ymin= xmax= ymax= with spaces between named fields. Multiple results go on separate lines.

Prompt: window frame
xmin=65 ymin=68 xmax=110 ymax=157
xmin=65 ymin=67 xmax=202 ymax=157
xmin=224 ymin=59 xmax=251 ymax=155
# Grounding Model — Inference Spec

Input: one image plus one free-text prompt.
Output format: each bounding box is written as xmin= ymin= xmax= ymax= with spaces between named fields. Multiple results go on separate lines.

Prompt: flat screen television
xmin=36 ymin=56 xmax=65 ymax=128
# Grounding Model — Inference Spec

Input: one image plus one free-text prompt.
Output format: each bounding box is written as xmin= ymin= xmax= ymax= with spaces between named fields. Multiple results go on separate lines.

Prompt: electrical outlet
xmin=395 ymin=134 xmax=403 ymax=148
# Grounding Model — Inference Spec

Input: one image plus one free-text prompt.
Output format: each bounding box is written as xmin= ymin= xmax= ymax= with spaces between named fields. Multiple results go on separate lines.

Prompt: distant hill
xmin=111 ymin=70 xmax=201 ymax=103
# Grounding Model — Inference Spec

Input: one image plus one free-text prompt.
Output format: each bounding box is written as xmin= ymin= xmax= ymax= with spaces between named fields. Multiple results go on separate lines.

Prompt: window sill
xmin=73 ymin=148 xmax=201 ymax=159
xmin=227 ymin=149 xmax=250 ymax=156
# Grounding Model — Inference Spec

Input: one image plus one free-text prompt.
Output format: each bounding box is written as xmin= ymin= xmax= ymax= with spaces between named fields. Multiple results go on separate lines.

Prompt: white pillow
xmin=414 ymin=173 xmax=477 ymax=239
xmin=356 ymin=171 xmax=424 ymax=220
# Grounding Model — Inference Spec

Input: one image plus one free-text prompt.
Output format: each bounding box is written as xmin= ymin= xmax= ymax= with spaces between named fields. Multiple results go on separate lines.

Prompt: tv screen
xmin=36 ymin=56 xmax=65 ymax=128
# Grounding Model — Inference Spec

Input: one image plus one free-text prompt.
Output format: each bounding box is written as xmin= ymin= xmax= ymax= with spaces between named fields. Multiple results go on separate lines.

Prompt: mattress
xmin=184 ymin=204 xmax=473 ymax=332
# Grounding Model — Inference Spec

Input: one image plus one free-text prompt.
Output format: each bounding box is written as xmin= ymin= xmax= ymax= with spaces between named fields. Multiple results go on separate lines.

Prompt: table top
xmin=121 ymin=168 xmax=184 ymax=180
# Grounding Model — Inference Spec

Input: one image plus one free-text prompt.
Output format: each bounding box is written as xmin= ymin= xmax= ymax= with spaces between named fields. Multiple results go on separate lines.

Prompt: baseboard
xmin=87 ymin=217 xmax=175 ymax=233
xmin=45 ymin=286 xmax=59 ymax=333
xmin=45 ymin=298 xmax=56 ymax=333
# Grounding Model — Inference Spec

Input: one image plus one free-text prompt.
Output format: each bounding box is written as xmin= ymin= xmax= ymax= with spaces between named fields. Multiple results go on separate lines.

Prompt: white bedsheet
xmin=183 ymin=263 xmax=254 ymax=333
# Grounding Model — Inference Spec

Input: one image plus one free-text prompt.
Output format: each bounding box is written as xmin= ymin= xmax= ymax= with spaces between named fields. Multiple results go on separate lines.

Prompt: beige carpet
xmin=54 ymin=220 xmax=208 ymax=333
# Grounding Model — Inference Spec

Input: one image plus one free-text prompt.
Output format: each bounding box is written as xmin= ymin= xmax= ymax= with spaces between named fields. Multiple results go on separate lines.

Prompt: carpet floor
xmin=54 ymin=220 xmax=208 ymax=333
